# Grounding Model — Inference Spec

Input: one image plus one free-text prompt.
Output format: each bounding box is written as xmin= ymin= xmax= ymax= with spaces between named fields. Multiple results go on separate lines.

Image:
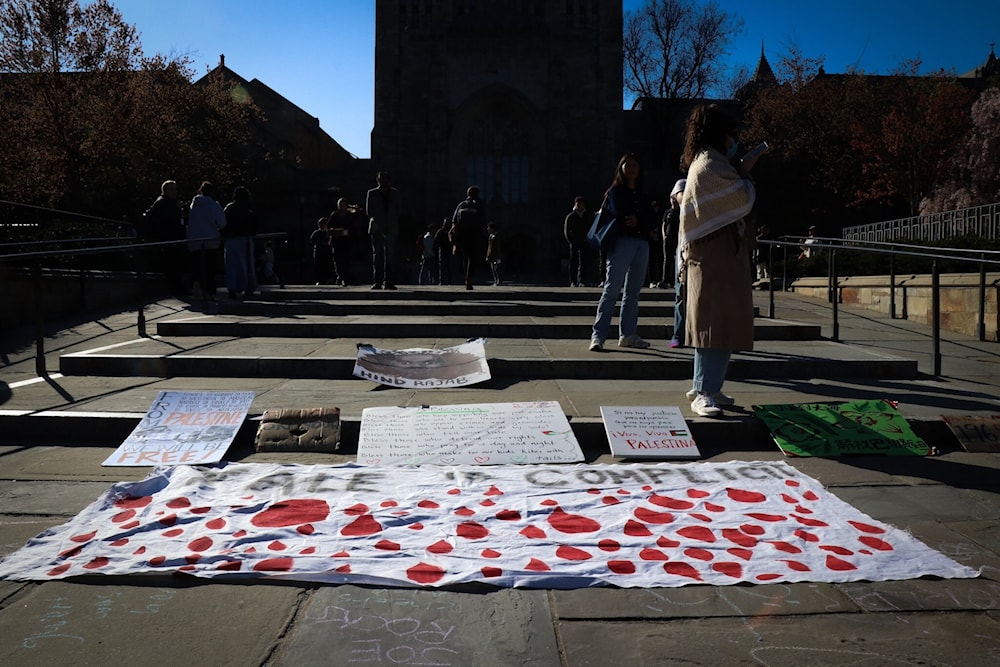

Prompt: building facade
xmin=372 ymin=0 xmax=623 ymax=277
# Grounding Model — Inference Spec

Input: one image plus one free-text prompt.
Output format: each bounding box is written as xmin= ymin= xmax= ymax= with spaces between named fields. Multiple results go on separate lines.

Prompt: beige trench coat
xmin=683 ymin=223 xmax=755 ymax=351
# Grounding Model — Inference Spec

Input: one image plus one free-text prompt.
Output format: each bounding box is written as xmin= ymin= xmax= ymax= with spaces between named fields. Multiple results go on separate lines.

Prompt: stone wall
xmin=792 ymin=273 xmax=1000 ymax=341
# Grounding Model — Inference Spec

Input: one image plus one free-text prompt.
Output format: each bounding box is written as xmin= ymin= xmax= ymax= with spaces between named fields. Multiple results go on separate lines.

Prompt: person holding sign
xmin=679 ymin=104 xmax=765 ymax=417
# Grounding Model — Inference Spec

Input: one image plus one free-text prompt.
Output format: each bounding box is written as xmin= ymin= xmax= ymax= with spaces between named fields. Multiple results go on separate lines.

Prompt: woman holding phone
xmin=679 ymin=104 xmax=766 ymax=417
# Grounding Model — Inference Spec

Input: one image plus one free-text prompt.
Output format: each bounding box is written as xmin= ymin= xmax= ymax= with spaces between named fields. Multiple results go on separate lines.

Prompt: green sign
xmin=753 ymin=399 xmax=932 ymax=457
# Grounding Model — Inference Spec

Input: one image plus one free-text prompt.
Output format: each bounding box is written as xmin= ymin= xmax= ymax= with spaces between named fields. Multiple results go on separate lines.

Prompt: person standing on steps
xmin=666 ymin=179 xmax=686 ymax=348
xmin=450 ymin=185 xmax=486 ymax=291
xmin=366 ymin=170 xmax=402 ymax=290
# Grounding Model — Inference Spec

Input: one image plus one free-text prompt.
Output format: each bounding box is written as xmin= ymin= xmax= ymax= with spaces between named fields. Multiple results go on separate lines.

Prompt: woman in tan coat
xmin=679 ymin=104 xmax=766 ymax=417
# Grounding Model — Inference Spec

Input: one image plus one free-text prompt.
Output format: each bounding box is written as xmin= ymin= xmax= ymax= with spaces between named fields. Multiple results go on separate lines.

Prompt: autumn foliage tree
xmin=0 ymin=0 xmax=258 ymax=234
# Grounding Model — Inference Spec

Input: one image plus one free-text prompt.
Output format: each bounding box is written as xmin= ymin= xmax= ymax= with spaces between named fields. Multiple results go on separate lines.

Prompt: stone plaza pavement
xmin=0 ymin=285 xmax=998 ymax=666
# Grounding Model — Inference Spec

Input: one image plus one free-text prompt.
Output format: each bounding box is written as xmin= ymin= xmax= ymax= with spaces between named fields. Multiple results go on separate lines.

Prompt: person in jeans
xmin=679 ymin=104 xmax=765 ymax=417
xmin=589 ymin=153 xmax=655 ymax=352
xmin=665 ymin=179 xmax=686 ymax=348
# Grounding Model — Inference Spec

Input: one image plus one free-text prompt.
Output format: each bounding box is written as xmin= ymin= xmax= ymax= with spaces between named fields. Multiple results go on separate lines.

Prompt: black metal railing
xmin=761 ymin=236 xmax=1000 ymax=376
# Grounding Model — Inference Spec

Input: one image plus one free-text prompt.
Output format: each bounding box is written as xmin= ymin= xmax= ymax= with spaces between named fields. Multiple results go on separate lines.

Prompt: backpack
xmin=452 ymin=200 xmax=481 ymax=244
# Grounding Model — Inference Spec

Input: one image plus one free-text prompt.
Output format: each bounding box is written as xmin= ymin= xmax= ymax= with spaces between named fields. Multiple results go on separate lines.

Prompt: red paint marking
xmin=427 ymin=540 xmax=454 ymax=555
xmin=121 ymin=521 xmax=140 ymax=530
xmin=704 ymin=503 xmax=725 ymax=512
xmin=133 ymin=546 xmax=146 ymax=555
xmin=780 ymin=493 xmax=799 ymax=504
xmin=301 ymin=547 xmax=317 ymax=555
xmin=496 ymin=509 xmax=521 ymax=521
xmin=455 ymin=507 xmax=476 ymax=517
xmin=375 ymin=540 xmax=401 ymax=551
xmin=159 ymin=514 xmax=178 ymax=527
xmin=723 ymin=528 xmax=757 ymax=548
xmin=649 ymin=493 xmax=695 ymax=510
xmin=447 ymin=488 xmax=461 ymax=495
xmin=540 ymin=499 xmax=558 ymax=506
xmin=745 ymin=513 xmax=786 ymax=522
xmin=71 ymin=531 xmax=97 ymax=543
xmin=206 ymin=518 xmax=226 ymax=530
xmin=252 ymin=499 xmax=330 ymax=528
xmin=418 ymin=499 xmax=440 ymax=509
xmin=233 ymin=530 xmax=247 ymax=538
xmin=480 ymin=499 xmax=497 ymax=507
xmin=481 ymin=567 xmax=503 ymax=578
xmin=587 ymin=488 xmax=601 ymax=495
xmin=767 ymin=540 xmax=802 ymax=554
xmin=150 ymin=555 xmax=166 ymax=566
xmin=457 ymin=521 xmax=490 ymax=540
xmin=163 ymin=528 xmax=183 ymax=538
xmin=547 ymin=506 xmax=601 ymax=534
xmin=663 ymin=561 xmax=703 ymax=581
xmin=297 ymin=524 xmax=315 ymax=535
xmin=556 ymin=545 xmax=593 ymax=561
xmin=756 ymin=573 xmax=782 ymax=581
xmin=336 ymin=564 xmax=351 ymax=574
xmin=47 ymin=563 xmax=72 ymax=577
xmin=599 ymin=539 xmax=621 ymax=552
xmin=802 ymin=490 xmax=819 ymax=501
xmin=792 ymin=514 xmax=829 ymax=527
xmin=482 ymin=549 xmax=501 ymax=559
xmin=254 ymin=558 xmax=294 ymax=572
xmin=520 ymin=525 xmax=546 ymax=539
xmin=684 ymin=547 xmax=714 ymax=561
xmin=624 ymin=519 xmax=653 ymax=537
xmin=217 ymin=560 xmax=242 ymax=571
xmin=381 ymin=500 xmax=398 ymax=508
xmin=58 ymin=545 xmax=84 ymax=559
xmin=781 ymin=560 xmax=811 ymax=572
xmin=825 ymin=555 xmax=857 ymax=571
xmin=112 ymin=509 xmax=136 ymax=524
xmin=525 ymin=558 xmax=551 ymax=572
xmin=110 ymin=538 xmax=129 ymax=547
xmin=189 ymin=537 xmax=213 ymax=552
xmin=602 ymin=496 xmax=621 ymax=505
xmin=794 ymin=505 xmax=813 ymax=515
xmin=408 ymin=523 xmax=425 ymax=530
xmin=406 ymin=563 xmax=444 ymax=584
xmin=687 ymin=489 xmax=710 ymax=498
xmin=115 ymin=495 xmax=152 ymax=509
xmin=484 ymin=485 xmax=504 ymax=496
xmin=345 ymin=503 xmax=369 ymax=515
xmin=190 ymin=507 xmax=211 ymax=515
xmin=166 ymin=497 xmax=191 ymax=509
xmin=184 ymin=554 xmax=201 ymax=565
xmin=848 ymin=520 xmax=886 ymax=534
xmin=608 ymin=560 xmax=636 ymax=574
xmin=727 ymin=488 xmax=766 ymax=503
xmin=330 ymin=551 xmax=349 ymax=558
xmin=82 ymin=557 xmax=109 ymax=570
xmin=794 ymin=528 xmax=819 ymax=542
xmin=677 ymin=526 xmax=716 ymax=543
xmin=639 ymin=548 xmax=669 ymax=561
xmin=634 ymin=507 xmax=675 ymax=524
xmin=712 ymin=561 xmax=743 ymax=578
xmin=727 ymin=547 xmax=753 ymax=561
xmin=785 ymin=480 xmax=801 ymax=487
xmin=690 ymin=513 xmax=713 ymax=522
xmin=341 ymin=514 xmax=383 ymax=537
xmin=820 ymin=545 xmax=854 ymax=556
xmin=858 ymin=535 xmax=894 ymax=551
xmin=269 ymin=541 xmax=288 ymax=551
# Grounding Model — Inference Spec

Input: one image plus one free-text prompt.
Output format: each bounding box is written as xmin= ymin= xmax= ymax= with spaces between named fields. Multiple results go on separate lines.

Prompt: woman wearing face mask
xmin=678 ymin=104 xmax=765 ymax=417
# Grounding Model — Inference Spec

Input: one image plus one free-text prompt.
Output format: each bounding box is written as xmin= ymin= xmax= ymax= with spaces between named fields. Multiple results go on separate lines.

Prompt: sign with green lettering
xmin=753 ymin=399 xmax=932 ymax=457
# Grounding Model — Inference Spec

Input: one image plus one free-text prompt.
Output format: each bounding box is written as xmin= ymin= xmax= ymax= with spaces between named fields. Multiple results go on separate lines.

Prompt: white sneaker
xmin=686 ymin=389 xmax=735 ymax=406
xmin=691 ymin=393 xmax=722 ymax=417
xmin=618 ymin=334 xmax=650 ymax=349
xmin=589 ymin=337 xmax=604 ymax=352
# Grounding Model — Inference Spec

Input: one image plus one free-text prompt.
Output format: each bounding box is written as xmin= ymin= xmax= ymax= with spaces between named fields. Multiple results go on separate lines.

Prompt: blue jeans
xmin=224 ymin=237 xmax=256 ymax=294
xmin=672 ymin=279 xmax=686 ymax=343
xmin=592 ymin=236 xmax=649 ymax=341
xmin=371 ymin=234 xmax=396 ymax=286
xmin=693 ymin=348 xmax=732 ymax=395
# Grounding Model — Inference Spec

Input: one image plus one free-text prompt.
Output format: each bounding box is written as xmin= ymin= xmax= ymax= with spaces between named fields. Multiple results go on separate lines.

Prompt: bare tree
xmin=623 ymin=0 xmax=743 ymax=102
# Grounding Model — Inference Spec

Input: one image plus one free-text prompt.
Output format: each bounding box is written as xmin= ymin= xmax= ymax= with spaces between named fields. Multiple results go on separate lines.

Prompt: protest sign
xmin=753 ymin=399 xmax=931 ymax=457
xmin=102 ymin=391 xmax=255 ymax=467
xmin=941 ymin=414 xmax=1000 ymax=453
xmin=600 ymin=406 xmax=700 ymax=459
xmin=353 ymin=338 xmax=490 ymax=388
xmin=357 ymin=400 xmax=583 ymax=465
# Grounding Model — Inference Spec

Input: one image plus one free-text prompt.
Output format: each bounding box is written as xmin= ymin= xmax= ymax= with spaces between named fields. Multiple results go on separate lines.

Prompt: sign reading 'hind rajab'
xmin=102 ymin=391 xmax=255 ymax=467
xmin=753 ymin=399 xmax=932 ymax=457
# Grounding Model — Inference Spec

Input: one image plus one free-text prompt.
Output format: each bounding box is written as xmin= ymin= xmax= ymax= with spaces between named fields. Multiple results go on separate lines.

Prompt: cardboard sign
xmin=600 ymin=405 xmax=700 ymax=459
xmin=102 ymin=391 xmax=254 ymax=466
xmin=353 ymin=338 xmax=490 ymax=388
xmin=357 ymin=401 xmax=584 ymax=466
xmin=941 ymin=414 xmax=1000 ymax=453
xmin=753 ymin=399 xmax=932 ymax=457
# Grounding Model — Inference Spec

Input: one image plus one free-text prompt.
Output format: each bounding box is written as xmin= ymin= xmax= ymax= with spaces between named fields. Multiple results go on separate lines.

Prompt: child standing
xmin=486 ymin=222 xmax=503 ymax=286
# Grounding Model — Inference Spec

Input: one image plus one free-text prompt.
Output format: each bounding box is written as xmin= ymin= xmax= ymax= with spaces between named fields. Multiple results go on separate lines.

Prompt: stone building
xmin=371 ymin=0 xmax=624 ymax=278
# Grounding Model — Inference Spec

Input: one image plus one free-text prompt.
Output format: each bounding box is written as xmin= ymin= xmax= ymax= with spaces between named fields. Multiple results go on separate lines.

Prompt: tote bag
xmin=586 ymin=205 xmax=618 ymax=251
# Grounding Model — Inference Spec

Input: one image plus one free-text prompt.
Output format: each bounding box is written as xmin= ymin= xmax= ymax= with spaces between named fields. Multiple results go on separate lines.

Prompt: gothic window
xmin=465 ymin=119 xmax=529 ymax=205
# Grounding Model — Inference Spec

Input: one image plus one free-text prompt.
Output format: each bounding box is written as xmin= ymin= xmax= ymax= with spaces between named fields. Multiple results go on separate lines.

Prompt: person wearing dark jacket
xmin=141 ymin=179 xmax=188 ymax=297
xmin=590 ymin=153 xmax=655 ymax=351
xmin=564 ymin=196 xmax=590 ymax=286
xmin=222 ymin=186 xmax=258 ymax=299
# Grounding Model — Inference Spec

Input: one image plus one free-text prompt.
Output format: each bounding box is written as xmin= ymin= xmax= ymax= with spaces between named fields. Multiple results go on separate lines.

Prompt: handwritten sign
xmin=353 ymin=338 xmax=490 ymax=388
xmin=753 ymin=399 xmax=932 ymax=457
xmin=600 ymin=406 xmax=700 ymax=459
xmin=102 ymin=391 xmax=254 ymax=467
xmin=357 ymin=401 xmax=583 ymax=465
xmin=941 ymin=414 xmax=1000 ymax=453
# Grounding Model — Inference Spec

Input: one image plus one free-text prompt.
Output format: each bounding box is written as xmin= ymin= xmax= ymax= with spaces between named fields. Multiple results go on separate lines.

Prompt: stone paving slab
xmin=0 ymin=581 xmax=300 ymax=667
xmin=556 ymin=612 xmax=1000 ymax=666
xmin=278 ymin=586 xmax=559 ymax=667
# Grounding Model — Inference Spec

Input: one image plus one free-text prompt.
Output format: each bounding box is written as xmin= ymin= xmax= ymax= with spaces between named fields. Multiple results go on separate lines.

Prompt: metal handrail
xmin=760 ymin=238 xmax=1000 ymax=376
xmin=5 ymin=233 xmax=286 ymax=376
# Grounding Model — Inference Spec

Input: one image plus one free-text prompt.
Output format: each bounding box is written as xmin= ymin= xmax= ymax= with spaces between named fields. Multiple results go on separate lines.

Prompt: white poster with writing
xmin=102 ymin=391 xmax=255 ymax=467
xmin=601 ymin=405 xmax=700 ymax=459
xmin=353 ymin=338 xmax=490 ymax=388
xmin=357 ymin=400 xmax=584 ymax=466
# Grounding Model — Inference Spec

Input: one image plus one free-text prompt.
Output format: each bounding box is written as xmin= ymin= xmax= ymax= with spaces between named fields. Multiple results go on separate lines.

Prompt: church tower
xmin=373 ymin=0 xmax=623 ymax=277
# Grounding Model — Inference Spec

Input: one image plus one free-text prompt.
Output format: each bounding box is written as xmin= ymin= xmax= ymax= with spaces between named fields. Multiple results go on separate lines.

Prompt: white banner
xmin=0 ymin=461 xmax=977 ymax=588
xmin=353 ymin=338 xmax=490 ymax=388
xmin=358 ymin=401 xmax=584 ymax=466
xmin=102 ymin=391 xmax=255 ymax=467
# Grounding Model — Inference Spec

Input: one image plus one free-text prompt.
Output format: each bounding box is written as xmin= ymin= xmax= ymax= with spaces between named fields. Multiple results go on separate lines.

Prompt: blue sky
xmin=113 ymin=1 xmax=998 ymax=159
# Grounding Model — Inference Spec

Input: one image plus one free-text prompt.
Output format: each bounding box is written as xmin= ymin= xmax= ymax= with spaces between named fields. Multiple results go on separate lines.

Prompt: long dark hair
xmin=681 ymin=104 xmax=739 ymax=170
xmin=610 ymin=152 xmax=643 ymax=191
